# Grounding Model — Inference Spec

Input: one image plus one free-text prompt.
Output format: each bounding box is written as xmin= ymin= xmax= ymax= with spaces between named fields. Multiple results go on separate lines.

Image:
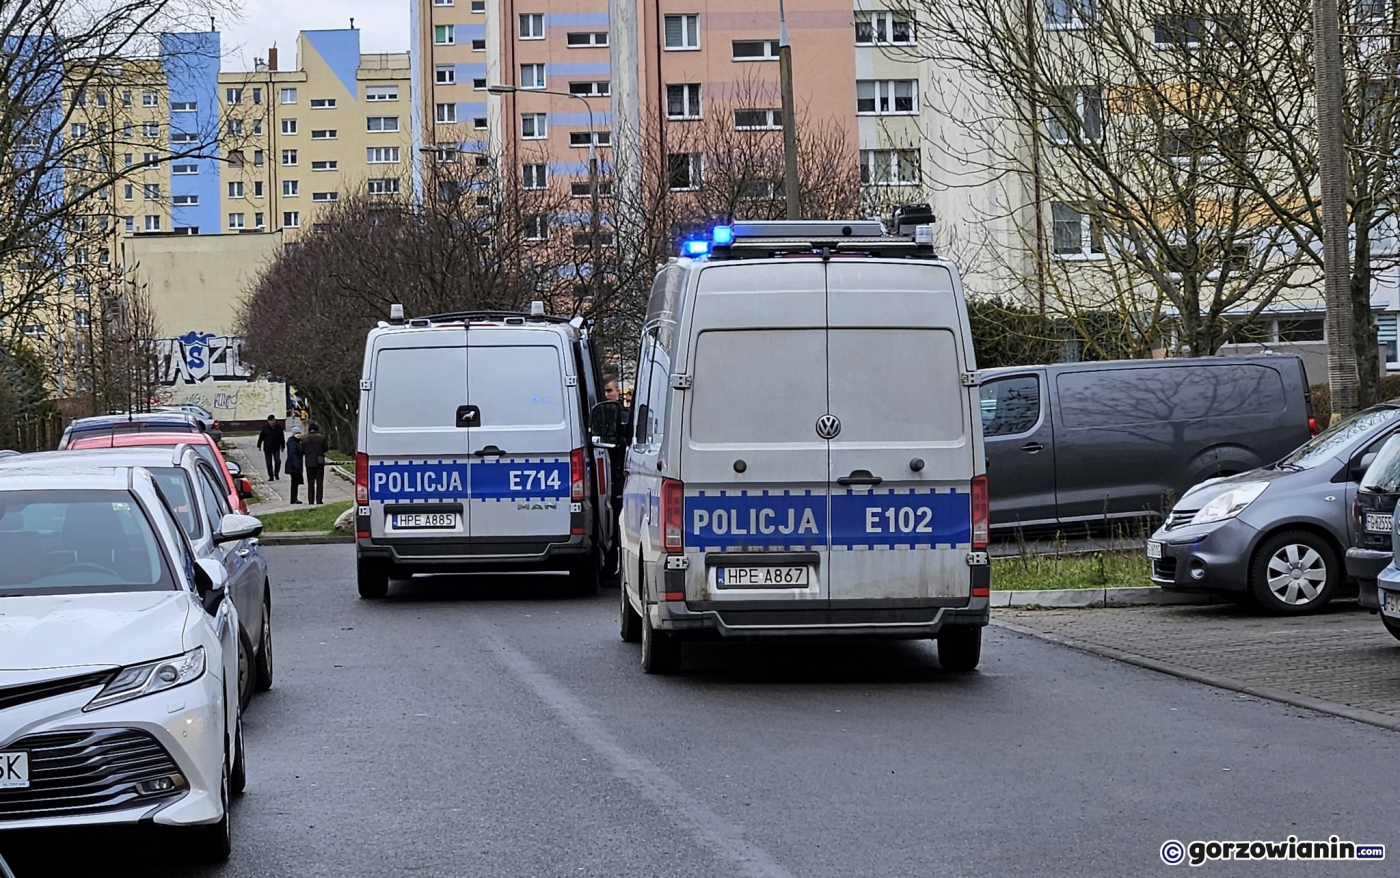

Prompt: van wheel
xmin=620 ymin=580 xmax=642 ymax=643
xmin=357 ymin=556 xmax=390 ymax=600
xmin=1382 ymin=614 xmax=1400 ymax=642
xmin=937 ymin=626 xmax=982 ymax=672
xmin=1249 ymin=531 xmax=1339 ymax=615
xmin=641 ymin=606 xmax=682 ymax=674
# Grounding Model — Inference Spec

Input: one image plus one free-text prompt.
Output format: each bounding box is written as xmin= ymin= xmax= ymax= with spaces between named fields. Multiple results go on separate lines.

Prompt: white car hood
xmin=0 ymin=591 xmax=191 ymax=674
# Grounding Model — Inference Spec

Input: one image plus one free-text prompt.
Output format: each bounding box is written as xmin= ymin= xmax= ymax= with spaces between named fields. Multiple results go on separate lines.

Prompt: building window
xmin=125 ymin=216 xmax=134 ymax=231
xmin=732 ymin=39 xmax=780 ymax=59
xmin=172 ymin=163 xmax=199 ymax=175
xmin=570 ymin=180 xmax=613 ymax=197
xmin=433 ymin=143 xmax=460 ymax=162
xmin=284 ymin=180 xmax=300 ymax=197
xmin=523 ymin=163 xmax=547 ymax=189
xmin=520 ymin=64 xmax=546 ymax=89
xmin=472 ymin=39 xmax=487 ymax=51
xmin=312 ymin=224 xmax=331 ymax=234
xmin=282 ymin=118 xmax=298 ymax=135
xmin=252 ymin=119 xmax=263 ymax=135
xmin=1051 ymin=202 xmax=1104 ymax=257
xmin=144 ymin=183 xmax=160 ymax=200
xmin=436 ymin=103 xmax=458 ymax=124
xmin=366 ymin=116 xmax=400 ymax=132
xmin=569 ymin=130 xmax=611 ymax=147
xmin=229 ymin=181 xmax=246 ymax=198
xmin=473 ymin=117 xmax=488 ymax=130
xmin=281 ymin=87 xmax=297 ymax=104
xmin=664 ymin=14 xmax=700 ymax=49
xmin=667 ymin=153 xmax=702 ymax=190
xmin=367 ymin=146 xmax=401 ymax=163
xmin=254 ymin=181 xmax=264 ymax=197
xmin=859 ymin=148 xmax=921 ymax=185
xmin=734 ymin=108 xmax=782 ymax=130
xmin=229 ymin=213 xmax=245 ymax=230
xmin=473 ymin=78 xmax=488 ymax=90
xmin=253 ymin=87 xmax=262 ymax=104
xmin=254 ymin=149 xmax=264 ymax=167
xmin=856 ymin=79 xmax=917 ymax=114
xmin=171 ymin=100 xmax=197 ymax=112
xmin=1046 ymin=86 xmax=1104 ymax=144
xmin=282 ymin=149 xmax=299 ymax=166
xmin=311 ymin=98 xmax=336 ymax=109
xmin=471 ymin=0 xmax=485 ymax=10
xmin=519 ymin=13 xmax=545 ymax=39
xmin=367 ymin=179 xmax=400 ymax=196
xmin=283 ymin=211 xmax=300 ymax=227
xmin=122 ymin=90 xmax=133 ymax=107
xmin=854 ymin=11 xmax=915 ymax=45
xmin=366 ymin=85 xmax=399 ymax=101
xmin=310 ymin=129 xmax=338 ymax=140
xmin=172 ymin=194 xmax=199 ymax=206
xmin=143 ymin=121 xmax=159 ymax=137
xmin=568 ymin=81 xmax=610 ymax=96
xmin=227 ymin=119 xmax=244 ymax=136
xmin=436 ymin=65 xmax=456 ymax=84
xmin=566 ymin=32 xmax=609 ymax=46
xmin=572 ymin=230 xmax=615 ymax=248
xmin=123 ymin=184 xmax=134 ymax=201
xmin=435 ymin=24 xmax=456 ymax=45
xmin=434 ymin=0 xmax=454 ymax=5
xmin=475 ymin=155 xmax=490 ymax=168
xmin=226 ymin=87 xmax=243 ymax=105
xmin=524 ymin=214 xmax=549 ymax=241
xmin=521 ymin=113 xmax=547 ymax=139
xmin=172 ymin=132 xmax=198 ymax=145
xmin=312 ymin=191 xmax=338 ymax=203
xmin=1046 ymin=0 xmax=1095 ymax=28
xmin=666 ymin=84 xmax=702 ymax=119
xmin=142 ymin=90 xmax=158 ymax=107
xmin=254 ymin=212 xmax=265 ymax=228
xmin=311 ymin=160 xmax=339 ymax=171
xmin=144 ymin=216 xmax=161 ymax=232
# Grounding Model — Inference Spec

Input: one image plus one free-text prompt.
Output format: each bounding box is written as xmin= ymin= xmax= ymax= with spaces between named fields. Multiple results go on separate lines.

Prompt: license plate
xmin=392 ymin=513 xmax=458 ymax=530
xmin=1384 ymin=590 xmax=1400 ymax=616
xmin=0 ymin=752 xmax=29 ymax=789
xmin=1146 ymin=540 xmax=1163 ymax=560
xmin=1365 ymin=513 xmax=1394 ymax=535
xmin=715 ymin=566 xmax=810 ymax=588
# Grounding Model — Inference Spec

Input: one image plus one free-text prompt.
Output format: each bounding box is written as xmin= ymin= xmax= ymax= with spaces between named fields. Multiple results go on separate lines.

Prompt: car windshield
xmin=149 ymin=467 xmax=201 ymax=539
xmin=0 ymin=490 xmax=173 ymax=595
xmin=1277 ymin=407 xmax=1400 ymax=471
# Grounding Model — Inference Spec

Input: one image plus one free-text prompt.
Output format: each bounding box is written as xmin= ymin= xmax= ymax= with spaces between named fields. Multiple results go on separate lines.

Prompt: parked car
xmin=0 ymin=464 xmax=258 ymax=861
xmin=67 ymin=431 xmax=254 ymax=514
xmin=58 ymin=412 xmax=205 ymax=449
xmin=980 ymin=355 xmax=1314 ymax=533
xmin=1149 ymin=404 xmax=1400 ymax=613
xmin=154 ymin=404 xmax=223 ymax=443
xmin=0 ymin=447 xmax=274 ymax=706
xmin=1347 ymin=432 xmax=1400 ymax=639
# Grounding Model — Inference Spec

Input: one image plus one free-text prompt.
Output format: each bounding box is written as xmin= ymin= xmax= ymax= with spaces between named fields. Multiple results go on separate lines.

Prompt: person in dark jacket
xmin=301 ymin=423 xmax=329 ymax=505
xmin=285 ymin=427 xmax=305 ymax=505
xmin=257 ymin=415 xmax=286 ymax=480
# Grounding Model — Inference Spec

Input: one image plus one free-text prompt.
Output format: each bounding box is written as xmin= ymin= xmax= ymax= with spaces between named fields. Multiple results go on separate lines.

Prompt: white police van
xmin=354 ymin=305 xmax=615 ymax=598
xmin=609 ymin=215 xmax=990 ymax=673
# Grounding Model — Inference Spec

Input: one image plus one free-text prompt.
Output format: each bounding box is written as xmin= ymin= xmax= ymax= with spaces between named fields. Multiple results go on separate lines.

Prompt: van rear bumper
xmin=665 ymin=595 xmax=989 ymax=639
xmin=358 ymin=535 xmax=591 ymax=572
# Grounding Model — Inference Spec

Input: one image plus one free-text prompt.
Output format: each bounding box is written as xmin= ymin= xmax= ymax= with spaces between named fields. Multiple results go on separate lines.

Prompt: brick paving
xmin=995 ymin=602 xmax=1400 ymax=724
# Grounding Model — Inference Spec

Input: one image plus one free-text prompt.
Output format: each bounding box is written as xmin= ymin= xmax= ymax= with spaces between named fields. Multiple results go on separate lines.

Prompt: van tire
xmin=357 ymin=557 xmax=391 ymax=600
xmin=620 ymin=581 xmax=642 ymax=643
xmin=1249 ymin=530 xmax=1339 ymax=615
xmin=641 ymin=607 xmax=682 ymax=674
xmin=937 ymin=626 xmax=982 ymax=672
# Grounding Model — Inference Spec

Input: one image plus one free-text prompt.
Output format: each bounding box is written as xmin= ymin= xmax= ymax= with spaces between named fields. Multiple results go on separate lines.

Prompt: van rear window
xmin=373 ymin=347 xmax=468 ymax=428
xmin=468 ymin=345 xmax=566 ymax=427
xmin=1056 ymin=364 xmax=1286 ymax=428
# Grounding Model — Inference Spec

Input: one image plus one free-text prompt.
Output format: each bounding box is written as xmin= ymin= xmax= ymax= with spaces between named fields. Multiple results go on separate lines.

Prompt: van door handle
xmin=473 ymin=445 xmax=505 ymax=457
xmin=1020 ymin=442 xmax=1044 ymax=453
xmin=837 ymin=470 xmax=884 ymax=487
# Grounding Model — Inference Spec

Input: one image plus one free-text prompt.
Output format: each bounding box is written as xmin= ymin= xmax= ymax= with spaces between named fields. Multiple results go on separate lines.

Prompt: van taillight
xmin=1309 ymin=417 xmax=1319 ymax=436
xmin=571 ymin=448 xmax=586 ymax=502
xmin=971 ymin=474 xmax=989 ymax=550
xmin=661 ymin=478 xmax=684 ymax=553
xmin=355 ymin=452 xmax=369 ymax=505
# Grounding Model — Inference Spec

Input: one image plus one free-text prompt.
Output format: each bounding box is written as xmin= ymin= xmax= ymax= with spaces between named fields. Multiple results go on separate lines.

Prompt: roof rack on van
xmin=416 ymin=309 xmax=575 ymax=327
xmin=690 ymin=211 xmax=938 ymax=261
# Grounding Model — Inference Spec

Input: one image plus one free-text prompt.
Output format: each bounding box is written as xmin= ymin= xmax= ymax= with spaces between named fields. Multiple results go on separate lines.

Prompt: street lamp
xmin=488 ymin=83 xmax=602 ymax=309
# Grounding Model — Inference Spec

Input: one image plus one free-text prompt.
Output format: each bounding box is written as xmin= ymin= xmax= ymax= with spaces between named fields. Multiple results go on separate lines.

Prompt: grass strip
xmin=256 ymin=500 xmax=354 ymax=533
xmin=992 ymin=550 xmax=1149 ymax=590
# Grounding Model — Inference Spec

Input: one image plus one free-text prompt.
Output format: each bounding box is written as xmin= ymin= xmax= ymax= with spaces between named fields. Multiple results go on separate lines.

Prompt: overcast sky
xmin=218 ymin=0 xmax=411 ymax=70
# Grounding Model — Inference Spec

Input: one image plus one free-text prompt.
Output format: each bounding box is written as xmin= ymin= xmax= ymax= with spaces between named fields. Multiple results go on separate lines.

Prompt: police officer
xmin=601 ymin=373 xmax=628 ymax=584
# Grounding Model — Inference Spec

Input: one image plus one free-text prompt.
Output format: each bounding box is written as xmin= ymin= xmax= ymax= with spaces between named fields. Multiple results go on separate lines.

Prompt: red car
xmin=68 ymin=431 xmax=254 ymax=514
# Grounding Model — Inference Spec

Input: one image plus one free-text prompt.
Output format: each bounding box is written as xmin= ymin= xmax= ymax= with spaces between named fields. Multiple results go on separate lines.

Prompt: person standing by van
xmin=285 ymin=426 xmax=305 ymax=505
xmin=602 ymin=373 xmax=627 ymax=582
xmin=257 ymin=414 xmax=286 ymax=481
xmin=301 ymin=423 xmax=329 ymax=505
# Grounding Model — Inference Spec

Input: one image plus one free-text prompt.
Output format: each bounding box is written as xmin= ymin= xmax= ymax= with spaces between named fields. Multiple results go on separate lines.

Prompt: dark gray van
xmin=980 ymin=355 xmax=1313 ymax=532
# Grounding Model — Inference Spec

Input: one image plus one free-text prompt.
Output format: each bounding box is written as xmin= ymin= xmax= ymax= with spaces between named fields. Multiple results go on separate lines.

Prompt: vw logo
xmin=815 ymin=414 xmax=842 ymax=440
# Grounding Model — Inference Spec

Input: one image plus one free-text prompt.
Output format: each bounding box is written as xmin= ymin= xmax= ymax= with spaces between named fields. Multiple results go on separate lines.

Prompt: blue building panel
xmin=303 ymin=30 xmax=362 ymax=100
xmin=548 ymin=62 xmax=611 ymax=77
xmin=547 ymin=161 xmax=614 ymax=177
xmin=455 ymin=63 xmax=488 ymax=82
xmin=457 ymin=102 xmax=488 ymax=118
xmin=546 ymin=12 xmax=609 ymax=26
xmin=162 ymin=32 xmax=220 ymax=235
xmin=551 ymin=112 xmax=613 ymax=127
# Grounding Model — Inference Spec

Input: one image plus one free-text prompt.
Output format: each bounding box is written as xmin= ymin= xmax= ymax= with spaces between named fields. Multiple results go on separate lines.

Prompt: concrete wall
xmin=121 ymin=231 xmax=283 ymax=336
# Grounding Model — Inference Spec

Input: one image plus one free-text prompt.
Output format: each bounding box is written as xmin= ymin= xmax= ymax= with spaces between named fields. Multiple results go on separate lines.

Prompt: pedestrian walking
xmin=285 ymin=426 xmax=305 ymax=505
xmin=257 ymin=414 xmax=286 ymax=481
xmin=301 ymin=422 xmax=329 ymax=506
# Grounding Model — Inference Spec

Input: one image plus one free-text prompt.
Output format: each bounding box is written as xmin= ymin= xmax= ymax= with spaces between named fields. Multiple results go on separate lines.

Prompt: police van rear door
xmin=465 ymin=331 xmax=573 ymax=540
xmin=682 ymin=262 xmax=831 ymax=609
xmin=824 ymin=261 xmax=975 ymax=605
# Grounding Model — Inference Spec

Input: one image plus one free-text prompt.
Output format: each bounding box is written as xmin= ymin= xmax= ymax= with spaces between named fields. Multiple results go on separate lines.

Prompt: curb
xmin=991 ymin=617 xmax=1400 ymax=734
xmin=990 ymin=586 xmax=1224 ymax=609
xmin=259 ymin=532 xmax=354 ymax=546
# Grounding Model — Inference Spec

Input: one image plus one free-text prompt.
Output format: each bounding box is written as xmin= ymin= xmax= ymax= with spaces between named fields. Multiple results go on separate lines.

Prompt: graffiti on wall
xmin=158 ymin=332 xmax=253 ymax=385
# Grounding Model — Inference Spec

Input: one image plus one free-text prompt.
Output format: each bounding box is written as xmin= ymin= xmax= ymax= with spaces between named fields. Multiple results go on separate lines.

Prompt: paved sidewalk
xmin=221 ymin=432 xmax=354 ymax=516
xmin=996 ymin=602 xmax=1400 ymax=729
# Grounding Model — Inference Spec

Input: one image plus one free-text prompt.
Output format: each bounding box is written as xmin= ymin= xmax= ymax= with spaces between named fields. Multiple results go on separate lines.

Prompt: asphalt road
xmin=3 ymin=544 xmax=1397 ymax=877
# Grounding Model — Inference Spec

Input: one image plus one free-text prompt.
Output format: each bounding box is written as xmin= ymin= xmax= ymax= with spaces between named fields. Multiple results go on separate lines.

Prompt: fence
xmin=9 ymin=413 xmax=66 ymax=453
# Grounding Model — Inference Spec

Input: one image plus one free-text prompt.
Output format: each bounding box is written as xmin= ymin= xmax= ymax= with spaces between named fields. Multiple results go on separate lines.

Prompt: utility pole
xmin=1314 ymin=0 xmax=1359 ymax=421
xmin=778 ymin=0 xmax=800 ymax=219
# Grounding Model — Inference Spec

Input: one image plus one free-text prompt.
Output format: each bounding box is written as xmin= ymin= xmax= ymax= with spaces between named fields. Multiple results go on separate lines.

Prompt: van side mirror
xmin=590 ymin=401 xmax=623 ymax=449
xmin=1352 ymin=451 xmax=1379 ymax=481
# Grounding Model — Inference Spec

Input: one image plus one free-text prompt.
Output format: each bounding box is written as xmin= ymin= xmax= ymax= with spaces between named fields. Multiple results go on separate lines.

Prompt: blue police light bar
xmin=683 ymin=239 xmax=710 ymax=257
xmin=711 ymin=225 xmax=734 ymax=245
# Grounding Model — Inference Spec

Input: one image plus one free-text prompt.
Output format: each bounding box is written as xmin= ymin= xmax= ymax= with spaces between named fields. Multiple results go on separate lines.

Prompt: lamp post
xmin=777 ymin=0 xmax=800 ymax=219
xmin=488 ymin=84 xmax=602 ymax=309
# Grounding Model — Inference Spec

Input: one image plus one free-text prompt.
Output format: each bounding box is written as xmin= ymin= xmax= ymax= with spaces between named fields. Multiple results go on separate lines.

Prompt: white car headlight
xmin=84 ymin=647 xmax=206 ymax=712
xmin=1189 ymin=482 xmax=1269 ymax=526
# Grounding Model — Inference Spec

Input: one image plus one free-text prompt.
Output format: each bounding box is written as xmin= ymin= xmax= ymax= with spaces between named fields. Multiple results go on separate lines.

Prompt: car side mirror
xmin=225 ymin=460 xmax=243 ymax=478
xmin=1352 ymin=451 xmax=1379 ymax=481
xmin=193 ymin=557 xmax=228 ymax=613
xmin=590 ymin=400 xmax=623 ymax=449
xmin=237 ymin=478 xmax=254 ymax=500
xmin=214 ymin=512 xmax=263 ymax=545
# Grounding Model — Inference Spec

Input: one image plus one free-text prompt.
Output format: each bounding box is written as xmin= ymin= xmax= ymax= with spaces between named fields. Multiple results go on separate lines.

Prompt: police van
xmin=354 ymin=304 xmax=615 ymax=598
xmin=601 ymin=215 xmax=990 ymax=673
